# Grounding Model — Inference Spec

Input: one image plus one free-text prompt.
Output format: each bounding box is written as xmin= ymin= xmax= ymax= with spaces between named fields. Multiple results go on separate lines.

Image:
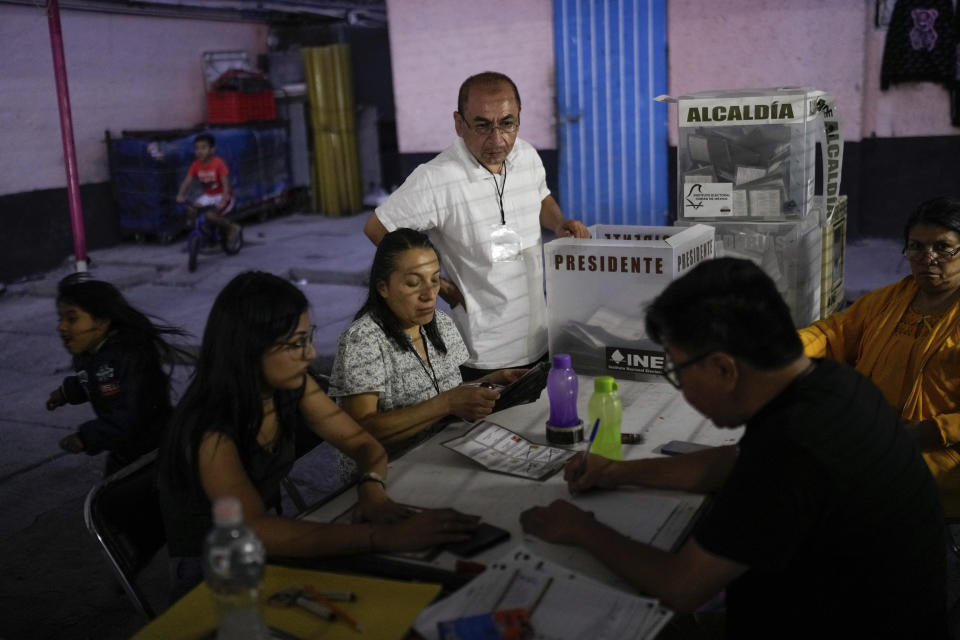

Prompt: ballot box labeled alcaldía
xmin=544 ymin=224 xmax=715 ymax=382
xmin=663 ymin=86 xmax=841 ymax=223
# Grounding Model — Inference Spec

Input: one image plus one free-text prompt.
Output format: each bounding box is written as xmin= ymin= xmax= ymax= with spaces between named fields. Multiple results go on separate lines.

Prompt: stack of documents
xmin=414 ymin=546 xmax=672 ymax=640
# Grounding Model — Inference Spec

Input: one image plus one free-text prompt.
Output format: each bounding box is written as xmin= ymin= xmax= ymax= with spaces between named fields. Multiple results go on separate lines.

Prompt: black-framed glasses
xmin=276 ymin=325 xmax=316 ymax=359
xmin=662 ymin=351 xmax=714 ymax=389
xmin=458 ymin=113 xmax=519 ymax=136
xmin=902 ymin=243 xmax=960 ymax=262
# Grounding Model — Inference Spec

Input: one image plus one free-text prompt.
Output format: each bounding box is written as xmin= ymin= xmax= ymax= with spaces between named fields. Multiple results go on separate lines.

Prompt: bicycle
xmin=185 ymin=206 xmax=243 ymax=272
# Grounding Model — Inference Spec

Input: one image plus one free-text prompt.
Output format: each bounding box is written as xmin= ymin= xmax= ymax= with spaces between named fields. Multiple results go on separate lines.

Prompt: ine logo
xmin=685 ymin=183 xmax=704 ymax=210
xmin=606 ymin=347 xmax=665 ymax=375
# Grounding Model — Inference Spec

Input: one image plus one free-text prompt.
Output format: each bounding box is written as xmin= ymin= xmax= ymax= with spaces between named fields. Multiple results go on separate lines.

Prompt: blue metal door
xmin=554 ymin=0 xmax=668 ymax=226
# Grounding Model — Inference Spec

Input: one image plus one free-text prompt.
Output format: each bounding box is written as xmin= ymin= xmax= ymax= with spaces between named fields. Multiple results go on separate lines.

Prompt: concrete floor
xmin=0 ymin=211 xmax=945 ymax=639
xmin=0 ymin=212 xmax=375 ymax=639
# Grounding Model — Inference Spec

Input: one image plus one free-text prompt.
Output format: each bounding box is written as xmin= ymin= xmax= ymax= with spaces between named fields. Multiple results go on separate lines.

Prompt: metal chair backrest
xmin=83 ymin=450 xmax=165 ymax=619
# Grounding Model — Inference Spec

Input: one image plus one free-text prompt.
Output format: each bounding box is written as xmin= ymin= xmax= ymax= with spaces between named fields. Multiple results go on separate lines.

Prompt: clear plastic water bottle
xmin=203 ymin=496 xmax=270 ymax=640
xmin=545 ymin=353 xmax=583 ymax=445
xmin=587 ymin=376 xmax=623 ymax=460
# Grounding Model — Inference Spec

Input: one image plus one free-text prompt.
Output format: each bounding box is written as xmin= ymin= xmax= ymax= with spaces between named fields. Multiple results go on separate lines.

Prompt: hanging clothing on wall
xmin=880 ymin=0 xmax=956 ymax=90
xmin=952 ymin=8 xmax=960 ymax=126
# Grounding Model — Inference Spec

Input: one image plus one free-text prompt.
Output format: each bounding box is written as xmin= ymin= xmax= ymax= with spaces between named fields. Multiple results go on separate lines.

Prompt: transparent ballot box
xmin=820 ymin=195 xmax=848 ymax=320
xmin=677 ymin=217 xmax=822 ymax=327
xmin=674 ymin=87 xmax=831 ymax=222
xmin=544 ymin=224 xmax=715 ymax=382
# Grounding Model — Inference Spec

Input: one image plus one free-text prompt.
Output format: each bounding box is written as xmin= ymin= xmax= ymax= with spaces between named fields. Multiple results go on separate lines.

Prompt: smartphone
xmin=660 ymin=440 xmax=713 ymax=456
xmin=445 ymin=522 xmax=511 ymax=557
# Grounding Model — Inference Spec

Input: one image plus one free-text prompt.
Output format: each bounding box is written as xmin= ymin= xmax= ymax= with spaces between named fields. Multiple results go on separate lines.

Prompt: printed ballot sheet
xmin=415 ymin=546 xmax=673 ymax=640
xmin=442 ymin=421 xmax=576 ymax=480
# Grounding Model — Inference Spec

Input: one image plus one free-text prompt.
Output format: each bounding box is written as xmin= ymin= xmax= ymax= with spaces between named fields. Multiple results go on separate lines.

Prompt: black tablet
xmin=445 ymin=522 xmax=511 ymax=557
xmin=491 ymin=361 xmax=551 ymax=413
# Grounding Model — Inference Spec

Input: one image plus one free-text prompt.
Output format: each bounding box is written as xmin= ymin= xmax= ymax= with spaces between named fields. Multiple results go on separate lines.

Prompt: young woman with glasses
xmin=158 ymin=270 xmax=478 ymax=598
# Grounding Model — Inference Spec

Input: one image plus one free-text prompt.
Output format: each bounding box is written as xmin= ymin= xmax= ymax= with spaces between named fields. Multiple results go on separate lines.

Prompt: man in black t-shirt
xmin=521 ymin=258 xmax=947 ymax=638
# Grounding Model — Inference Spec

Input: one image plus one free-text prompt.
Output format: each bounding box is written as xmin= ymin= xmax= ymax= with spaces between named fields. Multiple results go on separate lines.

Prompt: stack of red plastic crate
xmin=207 ymin=69 xmax=276 ymax=124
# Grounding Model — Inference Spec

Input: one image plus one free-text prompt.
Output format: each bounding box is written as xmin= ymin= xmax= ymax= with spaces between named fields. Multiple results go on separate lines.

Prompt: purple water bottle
xmin=545 ymin=354 xmax=583 ymax=445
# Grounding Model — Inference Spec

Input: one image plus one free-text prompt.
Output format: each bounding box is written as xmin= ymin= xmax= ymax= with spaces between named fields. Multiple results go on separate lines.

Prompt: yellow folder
xmin=133 ymin=564 xmax=441 ymax=640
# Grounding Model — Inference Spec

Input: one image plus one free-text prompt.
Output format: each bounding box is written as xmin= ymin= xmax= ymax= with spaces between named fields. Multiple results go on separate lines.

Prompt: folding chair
xmin=83 ymin=449 xmax=166 ymax=619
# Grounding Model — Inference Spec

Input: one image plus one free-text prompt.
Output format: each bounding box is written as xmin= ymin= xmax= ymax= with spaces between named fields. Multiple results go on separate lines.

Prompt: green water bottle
xmin=587 ymin=376 xmax=623 ymax=460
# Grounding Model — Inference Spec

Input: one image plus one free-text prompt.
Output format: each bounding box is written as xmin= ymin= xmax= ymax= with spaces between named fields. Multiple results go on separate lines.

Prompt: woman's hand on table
xmin=374 ymin=508 xmax=480 ymax=552
xmin=564 ymin=453 xmax=618 ymax=493
xmin=442 ymin=385 xmax=499 ymax=421
xmin=353 ymin=485 xmax=415 ymax=524
xmin=520 ymin=499 xmax=595 ymax=546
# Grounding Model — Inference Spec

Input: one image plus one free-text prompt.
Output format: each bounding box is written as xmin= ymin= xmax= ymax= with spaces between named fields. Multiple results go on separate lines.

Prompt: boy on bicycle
xmin=175 ymin=133 xmax=240 ymax=244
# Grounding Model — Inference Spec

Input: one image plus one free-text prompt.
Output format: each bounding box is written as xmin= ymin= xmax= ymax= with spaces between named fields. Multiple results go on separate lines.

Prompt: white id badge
xmin=489 ymin=223 xmax=523 ymax=262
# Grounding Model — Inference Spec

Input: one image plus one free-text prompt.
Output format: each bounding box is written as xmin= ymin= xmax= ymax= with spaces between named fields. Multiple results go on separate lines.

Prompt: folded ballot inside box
xmin=677 ymin=216 xmax=822 ymax=327
xmin=670 ymin=87 xmax=840 ymax=222
xmin=544 ymin=224 xmax=715 ymax=382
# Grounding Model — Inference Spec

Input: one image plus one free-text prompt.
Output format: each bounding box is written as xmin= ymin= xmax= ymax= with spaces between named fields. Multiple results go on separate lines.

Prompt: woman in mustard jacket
xmin=800 ymin=196 xmax=960 ymax=517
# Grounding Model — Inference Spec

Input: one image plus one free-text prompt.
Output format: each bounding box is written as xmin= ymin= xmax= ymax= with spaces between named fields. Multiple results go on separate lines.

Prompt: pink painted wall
xmin=4 ymin=1 xmax=953 ymax=197
xmin=0 ymin=6 xmax=268 ymax=195
xmin=385 ymin=0 xmax=556 ymax=153
xmin=666 ymin=0 xmax=957 ymax=144
xmin=387 ymin=0 xmax=957 ymax=155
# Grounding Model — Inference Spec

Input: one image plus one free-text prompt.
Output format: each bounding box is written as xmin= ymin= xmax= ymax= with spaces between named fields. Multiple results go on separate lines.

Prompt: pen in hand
xmin=576 ymin=418 xmax=601 ymax=482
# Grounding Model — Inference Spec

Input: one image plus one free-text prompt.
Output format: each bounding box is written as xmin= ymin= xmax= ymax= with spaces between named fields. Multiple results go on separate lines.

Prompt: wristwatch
xmin=359 ymin=471 xmax=386 ymax=489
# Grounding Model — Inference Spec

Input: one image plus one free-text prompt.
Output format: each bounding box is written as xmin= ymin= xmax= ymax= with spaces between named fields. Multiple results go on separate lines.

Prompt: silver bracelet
xmin=358 ymin=471 xmax=386 ymax=489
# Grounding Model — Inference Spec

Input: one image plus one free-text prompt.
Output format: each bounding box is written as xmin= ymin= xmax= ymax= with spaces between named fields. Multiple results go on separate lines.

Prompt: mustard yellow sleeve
xmin=798 ymin=321 xmax=832 ymax=358
xmin=796 ymin=283 xmax=895 ymax=365
xmin=797 ymin=306 xmax=860 ymax=365
xmin=933 ymin=408 xmax=960 ymax=447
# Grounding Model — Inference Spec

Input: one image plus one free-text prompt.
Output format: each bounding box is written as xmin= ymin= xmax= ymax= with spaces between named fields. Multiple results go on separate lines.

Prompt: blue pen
xmin=578 ymin=418 xmax=601 ymax=479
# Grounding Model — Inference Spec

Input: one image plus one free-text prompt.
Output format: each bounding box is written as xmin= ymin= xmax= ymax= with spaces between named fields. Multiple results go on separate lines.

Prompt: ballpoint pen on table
xmin=268 ymin=588 xmax=334 ymax=620
xmin=528 ymin=576 xmax=554 ymax=615
xmin=310 ymin=589 xmax=356 ymax=602
xmin=490 ymin=568 xmax=520 ymax=612
xmin=578 ymin=418 xmax=601 ymax=480
xmin=304 ymin=585 xmax=364 ymax=632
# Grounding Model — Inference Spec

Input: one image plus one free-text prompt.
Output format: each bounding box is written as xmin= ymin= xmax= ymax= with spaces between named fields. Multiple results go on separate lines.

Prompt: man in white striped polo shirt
xmin=364 ymin=72 xmax=589 ymax=379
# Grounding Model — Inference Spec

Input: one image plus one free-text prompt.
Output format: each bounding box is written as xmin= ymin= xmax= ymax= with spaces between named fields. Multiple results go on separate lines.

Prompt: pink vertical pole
xmin=46 ymin=0 xmax=88 ymax=271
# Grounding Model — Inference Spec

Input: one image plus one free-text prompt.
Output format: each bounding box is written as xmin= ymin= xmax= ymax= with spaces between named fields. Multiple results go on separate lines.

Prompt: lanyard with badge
xmin=487 ymin=162 xmax=523 ymax=262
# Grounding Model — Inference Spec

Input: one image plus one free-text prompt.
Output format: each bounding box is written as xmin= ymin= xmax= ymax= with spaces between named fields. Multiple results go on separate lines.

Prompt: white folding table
xmin=301 ymin=377 xmax=742 ymax=591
